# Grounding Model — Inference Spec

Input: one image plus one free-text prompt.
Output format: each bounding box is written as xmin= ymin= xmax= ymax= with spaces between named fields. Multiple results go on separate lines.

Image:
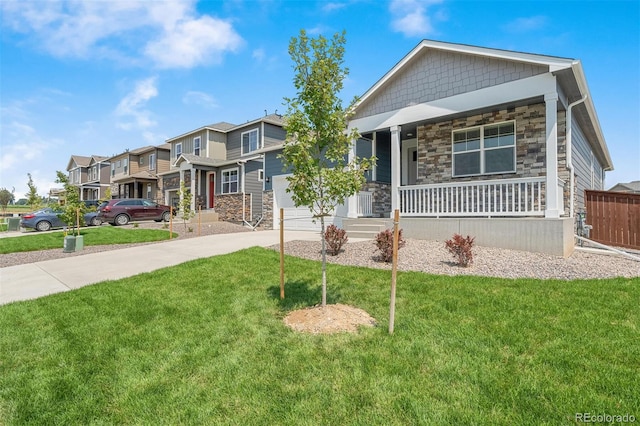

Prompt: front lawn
xmin=0 ymin=248 xmax=638 ymax=424
xmin=0 ymin=226 xmax=176 ymax=254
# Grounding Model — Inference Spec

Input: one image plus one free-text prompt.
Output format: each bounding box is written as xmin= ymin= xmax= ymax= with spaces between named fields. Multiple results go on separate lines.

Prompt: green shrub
xmin=324 ymin=224 xmax=348 ymax=256
xmin=445 ymin=234 xmax=475 ymax=267
xmin=375 ymin=228 xmax=406 ymax=262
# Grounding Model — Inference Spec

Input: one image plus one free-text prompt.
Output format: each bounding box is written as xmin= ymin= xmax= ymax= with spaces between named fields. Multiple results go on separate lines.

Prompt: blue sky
xmin=1 ymin=0 xmax=638 ymax=199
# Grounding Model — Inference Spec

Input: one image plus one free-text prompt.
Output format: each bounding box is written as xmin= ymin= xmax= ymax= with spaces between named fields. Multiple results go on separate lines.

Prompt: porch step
xmin=343 ymin=218 xmax=392 ymax=239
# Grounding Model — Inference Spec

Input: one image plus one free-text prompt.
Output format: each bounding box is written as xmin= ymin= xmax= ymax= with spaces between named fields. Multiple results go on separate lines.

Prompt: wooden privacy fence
xmin=585 ymin=190 xmax=640 ymax=250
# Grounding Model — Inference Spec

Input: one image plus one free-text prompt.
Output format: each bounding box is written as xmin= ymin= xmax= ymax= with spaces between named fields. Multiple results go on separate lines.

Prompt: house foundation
xmin=399 ymin=217 xmax=574 ymax=257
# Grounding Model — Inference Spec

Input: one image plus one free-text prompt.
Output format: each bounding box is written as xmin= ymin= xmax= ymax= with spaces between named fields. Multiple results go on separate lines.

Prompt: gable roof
xmin=352 ymin=39 xmax=612 ymax=171
xmin=166 ymin=114 xmax=285 ymax=143
xmin=67 ymin=155 xmax=92 ymax=171
xmin=609 ymin=180 xmax=640 ymax=192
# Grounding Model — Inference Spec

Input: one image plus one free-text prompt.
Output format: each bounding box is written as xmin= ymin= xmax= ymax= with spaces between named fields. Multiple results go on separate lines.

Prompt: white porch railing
xmin=399 ymin=177 xmax=547 ymax=217
xmin=357 ymin=191 xmax=373 ymax=217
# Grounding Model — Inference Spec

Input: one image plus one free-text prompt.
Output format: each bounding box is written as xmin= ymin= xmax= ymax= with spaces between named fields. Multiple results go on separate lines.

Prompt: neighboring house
xmin=609 ymin=180 xmax=640 ymax=194
xmin=266 ymin=40 xmax=614 ymax=256
xmin=109 ymin=144 xmax=171 ymax=202
xmin=66 ymin=155 xmax=111 ymax=201
xmin=160 ymin=114 xmax=285 ymax=225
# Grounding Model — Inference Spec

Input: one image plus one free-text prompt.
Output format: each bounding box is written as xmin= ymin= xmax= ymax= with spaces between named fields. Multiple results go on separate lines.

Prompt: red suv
xmin=98 ymin=199 xmax=174 ymax=226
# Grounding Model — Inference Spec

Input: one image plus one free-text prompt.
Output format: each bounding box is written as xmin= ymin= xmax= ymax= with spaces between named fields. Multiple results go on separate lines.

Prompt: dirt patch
xmin=283 ymin=303 xmax=377 ymax=334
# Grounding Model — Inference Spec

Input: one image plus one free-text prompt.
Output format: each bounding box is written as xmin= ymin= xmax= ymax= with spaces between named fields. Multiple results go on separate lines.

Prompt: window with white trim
xmin=139 ymin=157 xmax=144 ymax=165
xmin=258 ymin=169 xmax=264 ymax=182
xmin=111 ymin=163 xmax=115 ymax=177
xmin=221 ymin=168 xmax=239 ymax=194
xmin=452 ymin=121 xmax=516 ymax=177
xmin=194 ymin=137 xmax=201 ymax=156
xmin=123 ymin=158 xmax=128 ymax=173
xmin=149 ymin=153 xmax=156 ymax=171
xmin=175 ymin=143 xmax=182 ymax=157
xmin=241 ymin=128 xmax=260 ymax=155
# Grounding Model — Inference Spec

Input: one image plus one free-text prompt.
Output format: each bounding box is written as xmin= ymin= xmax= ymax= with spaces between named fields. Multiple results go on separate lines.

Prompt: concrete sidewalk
xmin=0 ymin=230 xmax=320 ymax=305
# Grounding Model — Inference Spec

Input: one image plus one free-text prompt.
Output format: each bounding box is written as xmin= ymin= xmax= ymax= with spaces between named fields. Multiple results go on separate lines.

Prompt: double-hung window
xmin=241 ymin=129 xmax=260 ymax=155
xmin=124 ymin=158 xmax=128 ymax=173
xmin=194 ymin=137 xmax=201 ymax=156
xmin=221 ymin=168 xmax=239 ymax=194
xmin=149 ymin=153 xmax=156 ymax=171
xmin=175 ymin=143 xmax=182 ymax=157
xmin=452 ymin=121 xmax=515 ymax=177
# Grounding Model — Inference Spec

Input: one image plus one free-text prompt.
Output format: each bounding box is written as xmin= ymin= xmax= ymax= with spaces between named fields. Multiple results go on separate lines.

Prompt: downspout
xmin=566 ymin=93 xmax=588 ymax=218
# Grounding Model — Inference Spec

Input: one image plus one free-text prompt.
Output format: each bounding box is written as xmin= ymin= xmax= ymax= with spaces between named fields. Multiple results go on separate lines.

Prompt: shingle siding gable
xmin=354 ymin=49 xmax=548 ymax=119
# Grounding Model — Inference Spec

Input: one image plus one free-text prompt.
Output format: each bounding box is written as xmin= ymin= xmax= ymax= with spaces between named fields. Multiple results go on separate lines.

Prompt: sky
xmin=1 ymin=0 xmax=639 ymax=200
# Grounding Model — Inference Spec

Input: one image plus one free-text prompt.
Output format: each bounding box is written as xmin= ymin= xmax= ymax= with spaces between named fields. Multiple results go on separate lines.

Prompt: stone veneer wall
xmin=215 ymin=193 xmax=250 ymax=223
xmin=417 ymin=102 xmax=569 ymax=215
xmin=261 ymin=190 xmax=274 ymax=230
xmin=362 ymin=181 xmax=392 ymax=218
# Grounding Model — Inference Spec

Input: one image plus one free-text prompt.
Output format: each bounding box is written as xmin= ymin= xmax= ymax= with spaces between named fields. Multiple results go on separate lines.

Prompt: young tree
xmin=26 ymin=173 xmax=40 ymax=210
xmin=178 ymin=179 xmax=195 ymax=232
xmin=281 ymin=30 xmax=373 ymax=307
xmin=0 ymin=187 xmax=15 ymax=213
xmin=55 ymin=171 xmax=85 ymax=232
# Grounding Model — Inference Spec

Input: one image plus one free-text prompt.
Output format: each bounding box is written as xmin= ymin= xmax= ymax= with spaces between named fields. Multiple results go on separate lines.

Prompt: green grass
xmin=0 ymin=248 xmax=638 ymax=425
xmin=0 ymin=226 xmax=176 ymax=254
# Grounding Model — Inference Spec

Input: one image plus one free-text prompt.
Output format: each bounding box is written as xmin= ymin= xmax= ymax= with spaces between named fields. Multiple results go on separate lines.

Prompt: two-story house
xmin=66 ymin=155 xmax=111 ymax=201
xmin=160 ymin=114 xmax=285 ymax=226
xmin=108 ymin=144 xmax=171 ymax=201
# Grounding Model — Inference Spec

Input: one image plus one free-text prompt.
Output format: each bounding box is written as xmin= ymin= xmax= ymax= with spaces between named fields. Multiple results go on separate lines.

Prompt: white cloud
xmin=115 ymin=77 xmax=158 ymax=134
xmin=0 ymin=122 xmax=62 ymax=172
xmin=503 ymin=16 xmax=548 ymax=33
xmin=252 ymin=48 xmax=266 ymax=63
xmin=389 ymin=0 xmax=444 ymax=37
xmin=145 ymin=16 xmax=243 ymax=69
xmin=0 ymin=0 xmax=243 ymax=69
xmin=182 ymin=91 xmax=218 ymax=109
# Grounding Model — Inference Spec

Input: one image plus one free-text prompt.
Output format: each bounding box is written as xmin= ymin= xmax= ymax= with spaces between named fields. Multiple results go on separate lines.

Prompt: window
xmin=222 ymin=168 xmax=239 ymax=194
xmin=452 ymin=121 xmax=515 ymax=177
xmin=258 ymin=169 xmax=264 ymax=182
xmin=149 ymin=153 xmax=156 ymax=171
xmin=91 ymin=166 xmax=97 ymax=180
xmin=117 ymin=160 xmax=121 ymax=168
xmin=111 ymin=163 xmax=115 ymax=177
xmin=175 ymin=143 xmax=182 ymax=157
xmin=241 ymin=129 xmax=260 ymax=155
xmin=124 ymin=158 xmax=128 ymax=173
xmin=194 ymin=137 xmax=201 ymax=156
xmin=139 ymin=157 xmax=144 ymax=165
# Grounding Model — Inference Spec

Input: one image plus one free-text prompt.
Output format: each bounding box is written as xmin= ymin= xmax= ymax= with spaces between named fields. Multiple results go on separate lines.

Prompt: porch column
xmin=390 ymin=125 xmax=401 ymax=215
xmin=544 ymin=93 xmax=560 ymax=218
xmin=347 ymin=138 xmax=358 ymax=218
xmin=190 ymin=168 xmax=196 ymax=212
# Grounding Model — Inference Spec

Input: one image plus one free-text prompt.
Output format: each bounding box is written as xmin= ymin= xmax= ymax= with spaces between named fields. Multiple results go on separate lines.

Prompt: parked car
xmin=97 ymin=199 xmax=174 ymax=226
xmin=20 ymin=208 xmax=102 ymax=232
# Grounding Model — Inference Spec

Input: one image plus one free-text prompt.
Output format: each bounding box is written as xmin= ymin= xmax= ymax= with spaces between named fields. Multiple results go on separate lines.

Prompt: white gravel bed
xmin=0 ymin=221 xmax=250 ymax=268
xmin=270 ymin=238 xmax=640 ymax=280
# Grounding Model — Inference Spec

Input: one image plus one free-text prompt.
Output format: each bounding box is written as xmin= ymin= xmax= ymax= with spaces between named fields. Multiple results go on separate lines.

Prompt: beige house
xmin=109 ymin=144 xmax=171 ymax=202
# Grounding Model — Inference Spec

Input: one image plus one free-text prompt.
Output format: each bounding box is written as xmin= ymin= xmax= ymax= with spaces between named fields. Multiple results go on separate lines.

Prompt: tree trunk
xmin=320 ymin=215 xmax=327 ymax=308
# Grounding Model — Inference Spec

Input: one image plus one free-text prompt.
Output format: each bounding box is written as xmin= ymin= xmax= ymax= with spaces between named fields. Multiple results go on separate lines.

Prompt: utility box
xmin=7 ymin=217 xmax=20 ymax=231
xmin=63 ymin=235 xmax=76 ymax=253
xmin=75 ymin=235 xmax=84 ymax=251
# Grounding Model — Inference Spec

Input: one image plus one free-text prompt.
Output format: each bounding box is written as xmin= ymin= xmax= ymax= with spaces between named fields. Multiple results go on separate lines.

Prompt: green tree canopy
xmin=281 ymin=29 xmax=373 ymax=307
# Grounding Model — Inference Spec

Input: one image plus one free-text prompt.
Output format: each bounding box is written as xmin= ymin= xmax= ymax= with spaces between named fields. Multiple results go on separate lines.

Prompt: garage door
xmin=272 ymin=174 xmax=344 ymax=231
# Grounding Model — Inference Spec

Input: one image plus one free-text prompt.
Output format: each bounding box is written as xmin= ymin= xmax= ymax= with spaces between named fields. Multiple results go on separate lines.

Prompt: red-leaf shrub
xmin=375 ymin=228 xmax=406 ymax=263
xmin=444 ymin=234 xmax=475 ymax=267
xmin=324 ymin=224 xmax=348 ymax=256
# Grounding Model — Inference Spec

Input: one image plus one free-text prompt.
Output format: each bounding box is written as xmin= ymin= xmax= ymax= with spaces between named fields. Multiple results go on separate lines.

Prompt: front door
xmin=408 ymin=148 xmax=417 ymax=185
xmin=209 ymin=173 xmax=215 ymax=208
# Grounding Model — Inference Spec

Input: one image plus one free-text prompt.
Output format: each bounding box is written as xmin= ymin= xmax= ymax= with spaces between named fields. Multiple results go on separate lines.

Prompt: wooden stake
xmin=76 ymin=208 xmax=80 ymax=236
xmin=198 ymin=205 xmax=201 ymax=236
xmin=170 ymin=206 xmax=173 ymax=239
xmin=389 ymin=209 xmax=400 ymax=334
xmin=280 ymin=208 xmax=285 ymax=299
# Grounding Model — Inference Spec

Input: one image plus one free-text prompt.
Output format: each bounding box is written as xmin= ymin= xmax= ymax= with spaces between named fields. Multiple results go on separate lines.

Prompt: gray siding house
xmin=336 ymin=39 xmax=613 ymax=256
xmin=161 ymin=114 xmax=285 ymax=226
xmin=66 ymin=155 xmax=111 ymax=202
